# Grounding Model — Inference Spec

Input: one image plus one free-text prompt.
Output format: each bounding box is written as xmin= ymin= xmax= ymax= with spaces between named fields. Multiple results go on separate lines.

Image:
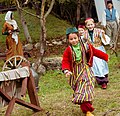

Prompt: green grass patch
xmin=1 ymin=53 xmax=119 ymax=116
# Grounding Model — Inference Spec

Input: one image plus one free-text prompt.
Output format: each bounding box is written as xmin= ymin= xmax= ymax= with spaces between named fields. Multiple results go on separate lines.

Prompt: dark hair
xmin=107 ymin=1 xmax=113 ymax=5
xmin=66 ymin=32 xmax=78 ymax=39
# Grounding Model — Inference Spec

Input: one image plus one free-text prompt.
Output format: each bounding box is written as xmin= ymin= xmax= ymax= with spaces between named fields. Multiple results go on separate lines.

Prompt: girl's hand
xmin=8 ymin=30 xmax=12 ymax=34
xmin=65 ymin=71 xmax=72 ymax=77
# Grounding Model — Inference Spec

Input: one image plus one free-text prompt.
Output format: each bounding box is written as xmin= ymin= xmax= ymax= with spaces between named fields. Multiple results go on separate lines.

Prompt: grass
xmin=0 ymin=49 xmax=119 ymax=116
xmin=37 ymin=52 xmax=120 ymax=116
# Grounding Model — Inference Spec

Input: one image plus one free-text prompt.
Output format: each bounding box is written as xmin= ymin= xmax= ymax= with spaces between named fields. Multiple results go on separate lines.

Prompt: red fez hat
xmin=85 ymin=18 xmax=94 ymax=24
xmin=78 ymin=25 xmax=85 ymax=29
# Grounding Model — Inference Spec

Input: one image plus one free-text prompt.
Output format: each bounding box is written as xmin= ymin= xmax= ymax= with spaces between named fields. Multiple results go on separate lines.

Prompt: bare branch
xmin=15 ymin=0 xmax=40 ymax=19
xmin=103 ymin=108 xmax=120 ymax=116
xmin=16 ymin=0 xmax=20 ymax=8
xmin=44 ymin=0 xmax=55 ymax=18
xmin=21 ymin=8 xmax=40 ymax=19
xmin=23 ymin=0 xmax=29 ymax=5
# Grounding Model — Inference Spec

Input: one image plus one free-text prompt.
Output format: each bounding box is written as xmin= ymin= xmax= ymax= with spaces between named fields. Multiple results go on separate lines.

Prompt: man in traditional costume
xmin=101 ymin=0 xmax=119 ymax=50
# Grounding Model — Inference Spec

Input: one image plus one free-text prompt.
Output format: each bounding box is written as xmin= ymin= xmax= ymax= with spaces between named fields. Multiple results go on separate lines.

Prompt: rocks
xmin=32 ymin=63 xmax=46 ymax=75
xmin=34 ymin=43 xmax=40 ymax=49
xmin=31 ymin=57 xmax=62 ymax=75
xmin=23 ymin=36 xmax=65 ymax=74
xmin=51 ymin=40 xmax=62 ymax=45
xmin=37 ymin=64 xmax=46 ymax=75
xmin=43 ymin=57 xmax=62 ymax=70
xmin=23 ymin=43 xmax=33 ymax=51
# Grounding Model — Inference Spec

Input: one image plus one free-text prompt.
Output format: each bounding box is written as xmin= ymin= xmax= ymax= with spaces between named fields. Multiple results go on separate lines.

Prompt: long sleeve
xmin=91 ymin=45 xmax=108 ymax=62
xmin=62 ymin=47 xmax=72 ymax=72
xmin=2 ymin=23 xmax=8 ymax=35
xmin=87 ymin=44 xmax=108 ymax=67
xmin=100 ymin=31 xmax=110 ymax=45
xmin=101 ymin=11 xmax=106 ymax=27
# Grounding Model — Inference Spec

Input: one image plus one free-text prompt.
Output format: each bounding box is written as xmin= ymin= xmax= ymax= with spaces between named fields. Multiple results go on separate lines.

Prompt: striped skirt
xmin=69 ymin=62 xmax=95 ymax=105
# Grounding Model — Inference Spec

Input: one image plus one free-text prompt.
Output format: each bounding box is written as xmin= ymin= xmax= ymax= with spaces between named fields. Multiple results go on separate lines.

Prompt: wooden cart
xmin=0 ymin=55 xmax=42 ymax=116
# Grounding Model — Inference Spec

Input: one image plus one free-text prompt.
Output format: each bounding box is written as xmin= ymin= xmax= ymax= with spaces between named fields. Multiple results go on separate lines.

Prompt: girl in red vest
xmin=62 ymin=27 xmax=108 ymax=116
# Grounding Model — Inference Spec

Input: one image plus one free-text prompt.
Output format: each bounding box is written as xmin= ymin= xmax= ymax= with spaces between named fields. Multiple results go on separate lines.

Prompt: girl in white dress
xmin=84 ymin=18 xmax=110 ymax=89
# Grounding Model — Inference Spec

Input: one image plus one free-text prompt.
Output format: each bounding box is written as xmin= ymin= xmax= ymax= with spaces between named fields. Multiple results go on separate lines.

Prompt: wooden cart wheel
xmin=2 ymin=55 xmax=29 ymax=71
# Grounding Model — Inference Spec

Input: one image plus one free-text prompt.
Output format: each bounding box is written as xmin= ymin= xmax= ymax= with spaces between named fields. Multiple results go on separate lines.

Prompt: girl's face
xmin=78 ymin=28 xmax=85 ymax=36
xmin=68 ymin=33 xmax=79 ymax=46
xmin=86 ymin=21 xmax=95 ymax=31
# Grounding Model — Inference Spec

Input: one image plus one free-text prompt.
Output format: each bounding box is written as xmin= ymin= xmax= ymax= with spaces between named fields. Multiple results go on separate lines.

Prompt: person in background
xmin=62 ymin=27 xmax=108 ymax=116
xmin=78 ymin=25 xmax=85 ymax=36
xmin=78 ymin=25 xmax=86 ymax=42
xmin=2 ymin=11 xmax=23 ymax=60
xmin=84 ymin=18 xmax=110 ymax=89
xmin=101 ymin=0 xmax=119 ymax=51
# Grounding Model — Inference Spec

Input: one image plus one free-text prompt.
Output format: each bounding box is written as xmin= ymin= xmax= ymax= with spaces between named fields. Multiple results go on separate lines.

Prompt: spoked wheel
xmin=2 ymin=55 xmax=29 ymax=71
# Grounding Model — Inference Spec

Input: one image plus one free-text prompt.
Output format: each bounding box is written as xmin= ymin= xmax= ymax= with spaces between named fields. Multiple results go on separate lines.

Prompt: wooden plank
xmin=15 ymin=98 xmax=42 ymax=111
xmin=0 ymin=88 xmax=11 ymax=102
xmin=27 ymin=70 xmax=40 ymax=110
xmin=5 ymin=97 xmax=15 ymax=116
xmin=20 ymin=78 xmax=28 ymax=97
xmin=0 ymin=66 xmax=30 ymax=82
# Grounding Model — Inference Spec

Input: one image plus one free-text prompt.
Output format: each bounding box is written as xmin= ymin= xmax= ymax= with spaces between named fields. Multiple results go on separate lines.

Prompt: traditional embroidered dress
xmin=62 ymin=41 xmax=108 ymax=105
xmin=2 ymin=11 xmax=23 ymax=60
xmin=70 ymin=43 xmax=94 ymax=105
xmin=84 ymin=28 xmax=110 ymax=85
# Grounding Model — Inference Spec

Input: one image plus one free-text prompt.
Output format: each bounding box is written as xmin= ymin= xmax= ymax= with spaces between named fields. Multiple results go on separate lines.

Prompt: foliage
xmin=0 ymin=10 xmax=71 ymax=44
xmin=0 ymin=0 xmax=16 ymax=7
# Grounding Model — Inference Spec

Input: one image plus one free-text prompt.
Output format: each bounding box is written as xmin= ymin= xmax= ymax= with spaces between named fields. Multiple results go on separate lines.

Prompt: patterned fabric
xmin=84 ymin=28 xmax=105 ymax=47
xmin=84 ymin=28 xmax=109 ymax=77
xmin=69 ymin=46 xmax=95 ymax=104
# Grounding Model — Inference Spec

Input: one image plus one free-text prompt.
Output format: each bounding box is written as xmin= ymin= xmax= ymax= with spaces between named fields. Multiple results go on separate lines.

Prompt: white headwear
xmin=5 ymin=11 xmax=18 ymax=44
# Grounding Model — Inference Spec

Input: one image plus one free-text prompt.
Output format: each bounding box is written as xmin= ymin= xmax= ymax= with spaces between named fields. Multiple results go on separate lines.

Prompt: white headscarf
xmin=5 ymin=11 xmax=18 ymax=44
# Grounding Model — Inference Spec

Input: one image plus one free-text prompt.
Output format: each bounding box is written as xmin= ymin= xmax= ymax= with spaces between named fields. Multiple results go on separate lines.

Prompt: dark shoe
xmin=101 ymin=83 xmax=107 ymax=89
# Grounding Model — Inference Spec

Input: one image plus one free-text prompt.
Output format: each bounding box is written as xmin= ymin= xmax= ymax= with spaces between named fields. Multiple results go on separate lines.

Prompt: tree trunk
xmin=39 ymin=0 xmax=55 ymax=64
xmin=76 ymin=0 xmax=81 ymax=26
xmin=39 ymin=0 xmax=46 ymax=64
xmin=17 ymin=8 xmax=32 ymax=43
xmin=82 ymin=2 xmax=92 ymax=18
xmin=16 ymin=0 xmax=32 ymax=43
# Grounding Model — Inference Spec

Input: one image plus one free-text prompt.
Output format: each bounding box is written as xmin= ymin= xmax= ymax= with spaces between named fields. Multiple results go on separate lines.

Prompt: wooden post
xmin=5 ymin=97 xmax=15 ymax=116
xmin=20 ymin=77 xmax=28 ymax=97
xmin=27 ymin=69 xmax=40 ymax=111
